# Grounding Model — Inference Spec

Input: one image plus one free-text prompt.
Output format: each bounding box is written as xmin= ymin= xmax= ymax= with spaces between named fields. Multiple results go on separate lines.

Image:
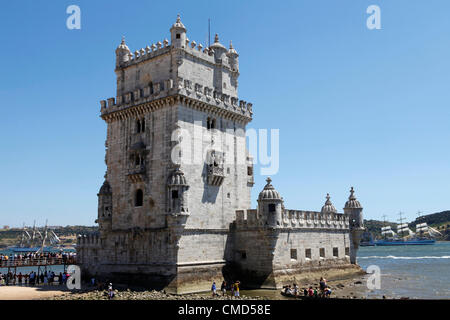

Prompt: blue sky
xmin=1 ymin=0 xmax=449 ymax=227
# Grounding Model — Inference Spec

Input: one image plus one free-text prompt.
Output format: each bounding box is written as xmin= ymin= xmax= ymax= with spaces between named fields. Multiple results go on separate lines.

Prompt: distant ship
xmin=8 ymin=221 xmax=61 ymax=253
xmin=374 ymin=212 xmax=441 ymax=246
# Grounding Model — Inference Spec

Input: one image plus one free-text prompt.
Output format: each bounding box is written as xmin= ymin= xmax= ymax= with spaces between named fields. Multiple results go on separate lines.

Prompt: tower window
xmin=345 ymin=247 xmax=350 ymax=256
xmin=333 ymin=247 xmax=339 ymax=257
xmin=171 ymin=190 xmax=179 ymax=199
xmin=141 ymin=119 xmax=145 ymax=132
xmin=135 ymin=189 xmax=143 ymax=207
xmin=247 ymin=166 xmax=253 ymax=176
xmin=320 ymin=248 xmax=325 ymax=258
xmin=305 ymin=249 xmax=312 ymax=259
xmin=176 ymin=33 xmax=180 ymax=39
xmin=291 ymin=249 xmax=297 ymax=260
xmin=268 ymin=204 xmax=276 ymax=212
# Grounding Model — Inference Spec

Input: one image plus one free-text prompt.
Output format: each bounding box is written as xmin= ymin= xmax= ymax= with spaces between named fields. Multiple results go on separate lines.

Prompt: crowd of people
xmin=0 ymin=269 xmax=72 ymax=286
xmin=0 ymin=252 xmax=76 ymax=267
xmin=282 ymin=277 xmax=332 ymax=298
xmin=211 ymin=280 xmax=241 ymax=298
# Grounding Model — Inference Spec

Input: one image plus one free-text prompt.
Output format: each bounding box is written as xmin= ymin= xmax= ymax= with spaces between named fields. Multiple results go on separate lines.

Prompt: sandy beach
xmin=0 ymin=285 xmax=68 ymax=300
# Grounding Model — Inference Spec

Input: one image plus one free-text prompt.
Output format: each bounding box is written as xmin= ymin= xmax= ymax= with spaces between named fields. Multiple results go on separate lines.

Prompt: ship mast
xmin=382 ymin=214 xmax=388 ymax=240
xmin=397 ymin=212 xmax=406 ymax=238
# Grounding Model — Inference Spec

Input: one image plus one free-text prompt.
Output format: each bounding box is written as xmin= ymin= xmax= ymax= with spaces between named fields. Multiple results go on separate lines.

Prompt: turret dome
xmin=99 ymin=180 xmax=112 ymax=195
xmin=168 ymin=166 xmax=188 ymax=186
xmin=210 ymin=34 xmax=226 ymax=50
xmin=171 ymin=14 xmax=186 ymax=32
xmin=258 ymin=177 xmax=282 ymax=201
xmin=228 ymin=41 xmax=238 ymax=55
xmin=344 ymin=187 xmax=362 ymax=209
xmin=321 ymin=193 xmax=337 ymax=213
xmin=116 ymin=36 xmax=130 ymax=53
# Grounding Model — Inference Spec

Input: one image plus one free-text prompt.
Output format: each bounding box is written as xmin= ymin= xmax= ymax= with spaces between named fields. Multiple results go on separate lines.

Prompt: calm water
xmin=357 ymin=241 xmax=450 ymax=299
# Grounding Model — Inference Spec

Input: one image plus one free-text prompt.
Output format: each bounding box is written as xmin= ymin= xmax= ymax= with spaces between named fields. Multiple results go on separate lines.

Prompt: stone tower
xmin=343 ymin=187 xmax=365 ymax=264
xmin=78 ymin=15 xmax=254 ymax=293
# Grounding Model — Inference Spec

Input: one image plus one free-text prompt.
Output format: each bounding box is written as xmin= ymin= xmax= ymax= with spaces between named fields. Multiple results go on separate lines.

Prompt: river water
xmin=2 ymin=243 xmax=450 ymax=299
xmin=357 ymin=241 xmax=450 ymax=299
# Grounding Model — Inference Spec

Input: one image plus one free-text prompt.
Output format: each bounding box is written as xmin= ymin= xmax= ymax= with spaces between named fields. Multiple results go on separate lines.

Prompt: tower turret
xmin=167 ymin=166 xmax=189 ymax=216
xmin=227 ymin=41 xmax=239 ymax=72
xmin=210 ymin=34 xmax=227 ymax=62
xmin=257 ymin=177 xmax=283 ymax=228
xmin=321 ymin=193 xmax=337 ymax=214
xmin=97 ymin=180 xmax=112 ymax=231
xmin=343 ymin=187 xmax=364 ymax=264
xmin=170 ymin=14 xmax=187 ymax=49
xmin=115 ymin=36 xmax=131 ymax=68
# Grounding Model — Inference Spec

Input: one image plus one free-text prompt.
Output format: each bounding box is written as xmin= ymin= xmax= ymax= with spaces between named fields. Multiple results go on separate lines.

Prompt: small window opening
xmin=176 ymin=33 xmax=180 ymax=39
xmin=135 ymin=189 xmax=143 ymax=207
xmin=333 ymin=247 xmax=339 ymax=257
xmin=171 ymin=190 xmax=179 ymax=199
xmin=291 ymin=249 xmax=297 ymax=260
xmin=268 ymin=204 xmax=276 ymax=212
xmin=320 ymin=248 xmax=325 ymax=258
xmin=305 ymin=249 xmax=312 ymax=259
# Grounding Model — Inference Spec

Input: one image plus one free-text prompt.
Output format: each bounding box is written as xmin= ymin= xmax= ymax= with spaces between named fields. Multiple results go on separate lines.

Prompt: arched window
xmin=141 ymin=119 xmax=145 ymax=132
xmin=135 ymin=189 xmax=143 ymax=207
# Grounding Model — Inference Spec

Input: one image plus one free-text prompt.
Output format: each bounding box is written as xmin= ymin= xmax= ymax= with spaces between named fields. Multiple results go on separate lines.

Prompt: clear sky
xmin=1 ymin=0 xmax=449 ymax=227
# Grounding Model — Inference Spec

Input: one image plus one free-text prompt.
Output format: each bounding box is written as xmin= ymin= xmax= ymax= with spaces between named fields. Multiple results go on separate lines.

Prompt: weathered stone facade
xmin=77 ymin=16 xmax=364 ymax=294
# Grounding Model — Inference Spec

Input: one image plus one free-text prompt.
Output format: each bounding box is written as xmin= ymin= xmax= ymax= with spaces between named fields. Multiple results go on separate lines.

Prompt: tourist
xmin=62 ymin=272 xmax=67 ymax=284
xmin=211 ymin=281 xmax=217 ymax=297
xmin=324 ymin=287 xmax=332 ymax=298
xmin=313 ymin=287 xmax=318 ymax=298
xmin=234 ymin=281 xmax=240 ymax=298
xmin=303 ymin=288 xmax=308 ymax=296
xmin=308 ymin=286 xmax=314 ymax=297
xmin=18 ymin=272 xmax=23 ymax=285
xmin=59 ymin=272 xmax=63 ymax=285
xmin=293 ymin=283 xmax=299 ymax=297
xmin=319 ymin=277 xmax=327 ymax=295
xmin=221 ymin=281 xmax=227 ymax=296
xmin=108 ymin=283 xmax=115 ymax=299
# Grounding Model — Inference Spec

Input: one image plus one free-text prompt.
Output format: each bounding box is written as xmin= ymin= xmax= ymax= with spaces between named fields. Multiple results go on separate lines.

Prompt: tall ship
xmin=8 ymin=221 xmax=61 ymax=253
xmin=374 ymin=212 xmax=441 ymax=246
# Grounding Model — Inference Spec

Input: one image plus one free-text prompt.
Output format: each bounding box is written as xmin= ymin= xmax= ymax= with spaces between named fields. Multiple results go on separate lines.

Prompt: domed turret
xmin=168 ymin=166 xmax=188 ymax=186
xmin=321 ymin=193 xmax=337 ymax=214
xmin=210 ymin=34 xmax=227 ymax=61
xmin=97 ymin=180 xmax=112 ymax=230
xmin=258 ymin=177 xmax=282 ymax=201
xmin=170 ymin=14 xmax=187 ymax=48
xmin=98 ymin=180 xmax=112 ymax=195
xmin=115 ymin=36 xmax=131 ymax=67
xmin=344 ymin=187 xmax=362 ymax=209
xmin=227 ymin=41 xmax=239 ymax=72
xmin=343 ymin=187 xmax=364 ymax=264
xmin=257 ymin=177 xmax=283 ymax=228
xmin=167 ymin=166 xmax=189 ymax=214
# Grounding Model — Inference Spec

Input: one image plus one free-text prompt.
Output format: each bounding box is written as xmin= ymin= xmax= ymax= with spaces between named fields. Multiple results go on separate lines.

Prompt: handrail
xmin=0 ymin=257 xmax=76 ymax=268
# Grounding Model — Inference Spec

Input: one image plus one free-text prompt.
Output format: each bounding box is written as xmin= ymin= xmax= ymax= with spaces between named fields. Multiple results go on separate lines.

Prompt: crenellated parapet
xmin=235 ymin=209 xmax=349 ymax=230
xmin=77 ymin=234 xmax=101 ymax=247
xmin=99 ymin=80 xmax=253 ymax=122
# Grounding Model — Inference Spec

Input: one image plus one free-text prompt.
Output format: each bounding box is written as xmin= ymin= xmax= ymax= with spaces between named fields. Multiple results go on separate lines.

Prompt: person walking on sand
xmin=108 ymin=283 xmax=115 ymax=299
xmin=211 ymin=281 xmax=217 ymax=297
xmin=221 ymin=281 xmax=227 ymax=296
xmin=234 ymin=281 xmax=240 ymax=298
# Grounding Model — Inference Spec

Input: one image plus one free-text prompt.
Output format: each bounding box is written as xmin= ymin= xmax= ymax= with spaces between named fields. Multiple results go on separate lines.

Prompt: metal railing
xmin=0 ymin=257 xmax=76 ymax=268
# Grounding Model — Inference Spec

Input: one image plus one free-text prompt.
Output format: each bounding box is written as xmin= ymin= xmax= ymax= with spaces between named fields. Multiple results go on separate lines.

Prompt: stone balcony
xmin=127 ymin=164 xmax=146 ymax=183
xmin=207 ymin=165 xmax=224 ymax=186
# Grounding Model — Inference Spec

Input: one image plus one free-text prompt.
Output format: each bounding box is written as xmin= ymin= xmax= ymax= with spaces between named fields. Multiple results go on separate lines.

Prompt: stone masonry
xmin=77 ymin=15 xmax=365 ymax=293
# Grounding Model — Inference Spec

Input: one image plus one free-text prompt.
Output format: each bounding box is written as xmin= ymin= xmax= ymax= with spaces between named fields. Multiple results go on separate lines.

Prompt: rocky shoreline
xmin=48 ymin=274 xmax=382 ymax=300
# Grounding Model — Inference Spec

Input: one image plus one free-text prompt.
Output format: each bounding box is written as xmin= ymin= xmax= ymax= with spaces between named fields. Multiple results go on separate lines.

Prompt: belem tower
xmin=77 ymin=15 xmax=365 ymax=294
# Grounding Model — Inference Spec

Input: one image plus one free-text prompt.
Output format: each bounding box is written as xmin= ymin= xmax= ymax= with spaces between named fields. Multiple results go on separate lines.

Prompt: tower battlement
xmin=105 ymin=15 xmax=246 ymax=122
